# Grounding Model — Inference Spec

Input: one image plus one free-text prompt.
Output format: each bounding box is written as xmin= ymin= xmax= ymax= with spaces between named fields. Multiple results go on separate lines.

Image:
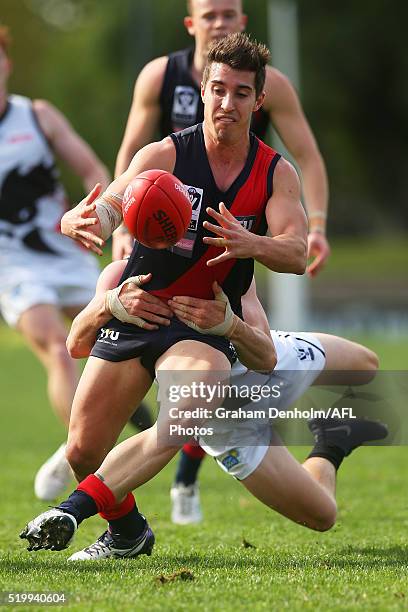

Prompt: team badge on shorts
xmin=96 ymin=327 xmax=120 ymax=347
xmin=221 ymin=449 xmax=240 ymax=471
xmin=295 ymin=347 xmax=315 ymax=361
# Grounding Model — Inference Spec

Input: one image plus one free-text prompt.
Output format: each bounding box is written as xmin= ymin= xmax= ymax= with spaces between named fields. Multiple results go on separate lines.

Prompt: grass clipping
xmin=155 ymin=569 xmax=195 ymax=585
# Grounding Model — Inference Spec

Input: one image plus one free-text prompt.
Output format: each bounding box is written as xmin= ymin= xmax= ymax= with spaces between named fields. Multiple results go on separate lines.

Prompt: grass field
xmin=0 ymin=325 xmax=407 ymax=611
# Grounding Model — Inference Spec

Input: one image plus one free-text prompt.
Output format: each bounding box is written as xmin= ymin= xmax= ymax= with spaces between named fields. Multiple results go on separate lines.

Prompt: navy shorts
xmin=90 ymin=317 xmax=237 ymax=379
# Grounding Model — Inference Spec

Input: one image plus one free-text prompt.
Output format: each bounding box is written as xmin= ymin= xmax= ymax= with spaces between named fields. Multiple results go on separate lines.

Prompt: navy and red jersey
xmin=119 ymin=123 xmax=280 ymax=317
xmin=159 ymin=48 xmax=269 ymax=139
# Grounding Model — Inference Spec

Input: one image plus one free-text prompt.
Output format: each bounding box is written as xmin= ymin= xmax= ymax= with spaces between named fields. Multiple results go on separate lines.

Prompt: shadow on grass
xmin=2 ymin=544 xmax=408 ymax=574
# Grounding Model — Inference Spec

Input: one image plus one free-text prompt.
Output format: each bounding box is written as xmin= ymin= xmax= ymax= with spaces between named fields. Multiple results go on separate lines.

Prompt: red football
xmin=122 ymin=169 xmax=192 ymax=249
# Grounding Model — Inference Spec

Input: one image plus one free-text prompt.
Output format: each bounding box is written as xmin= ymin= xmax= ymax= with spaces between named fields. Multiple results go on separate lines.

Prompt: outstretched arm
xmin=60 ymin=137 xmax=176 ymax=255
xmin=204 ymin=158 xmax=308 ymax=274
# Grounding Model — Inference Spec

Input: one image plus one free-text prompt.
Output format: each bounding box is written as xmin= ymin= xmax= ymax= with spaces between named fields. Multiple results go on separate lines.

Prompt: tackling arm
xmin=230 ymin=279 xmax=276 ymax=371
xmin=66 ymin=261 xmax=126 ymax=359
xmin=170 ymin=279 xmax=276 ymax=372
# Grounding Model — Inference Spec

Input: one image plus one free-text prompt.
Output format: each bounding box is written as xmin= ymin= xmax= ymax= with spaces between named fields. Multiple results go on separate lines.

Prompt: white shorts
xmin=198 ymin=330 xmax=326 ymax=480
xmin=0 ymin=253 xmax=99 ymax=327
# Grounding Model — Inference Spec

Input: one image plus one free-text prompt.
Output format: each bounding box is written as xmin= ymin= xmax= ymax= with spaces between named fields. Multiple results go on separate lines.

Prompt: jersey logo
xmin=168 ymin=184 xmax=203 ymax=258
xmin=185 ymin=185 xmax=204 ymax=231
xmin=235 ymin=215 xmax=257 ymax=231
xmin=172 ymin=86 xmax=199 ymax=125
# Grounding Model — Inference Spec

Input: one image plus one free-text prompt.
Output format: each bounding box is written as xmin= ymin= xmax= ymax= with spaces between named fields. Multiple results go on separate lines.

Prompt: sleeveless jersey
xmin=119 ymin=123 xmax=280 ymax=317
xmin=0 ymin=95 xmax=98 ymax=272
xmin=159 ymin=48 xmax=270 ymax=139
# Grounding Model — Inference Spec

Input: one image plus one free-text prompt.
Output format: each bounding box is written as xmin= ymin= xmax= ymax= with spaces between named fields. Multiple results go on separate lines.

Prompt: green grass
xmin=0 ymin=326 xmax=407 ymax=611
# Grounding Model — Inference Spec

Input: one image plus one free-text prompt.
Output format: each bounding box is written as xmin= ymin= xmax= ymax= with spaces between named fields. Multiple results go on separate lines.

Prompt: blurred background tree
xmin=2 ymin=0 xmax=408 ymax=237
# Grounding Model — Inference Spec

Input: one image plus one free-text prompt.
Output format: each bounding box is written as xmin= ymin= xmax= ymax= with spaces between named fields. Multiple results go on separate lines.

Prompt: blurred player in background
xmin=114 ymin=0 xmax=330 ymax=523
xmin=0 ymin=26 xmax=110 ymax=501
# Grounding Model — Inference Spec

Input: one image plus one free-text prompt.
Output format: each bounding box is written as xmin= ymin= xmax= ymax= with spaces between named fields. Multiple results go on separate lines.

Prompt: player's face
xmin=202 ymin=63 xmax=265 ymax=143
xmin=185 ymin=0 xmax=247 ymax=54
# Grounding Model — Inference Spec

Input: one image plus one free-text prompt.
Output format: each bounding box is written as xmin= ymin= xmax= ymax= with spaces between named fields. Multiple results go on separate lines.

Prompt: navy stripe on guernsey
xmin=116 ymin=123 xmax=280 ymax=319
xmin=159 ymin=47 xmax=270 ymax=139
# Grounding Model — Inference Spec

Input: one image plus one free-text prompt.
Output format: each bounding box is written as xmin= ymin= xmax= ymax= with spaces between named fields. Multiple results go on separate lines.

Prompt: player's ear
xmin=184 ymin=15 xmax=195 ymax=36
xmin=254 ymin=91 xmax=265 ymax=111
xmin=240 ymin=14 xmax=248 ymax=31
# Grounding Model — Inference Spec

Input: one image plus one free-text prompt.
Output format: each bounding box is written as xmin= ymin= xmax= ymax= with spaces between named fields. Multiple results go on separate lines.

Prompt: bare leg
xmin=66 ymin=356 xmax=152 ymax=480
xmin=313 ymin=333 xmax=378 ymax=386
xmin=18 ymin=304 xmax=81 ymax=427
xmin=98 ymin=340 xmax=231 ymax=499
xmin=241 ymin=443 xmax=337 ymax=532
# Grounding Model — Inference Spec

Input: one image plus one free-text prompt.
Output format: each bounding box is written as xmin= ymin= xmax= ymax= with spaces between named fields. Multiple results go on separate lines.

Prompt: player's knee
xmin=47 ymin=337 xmax=73 ymax=368
xmin=310 ymin=500 xmax=337 ymax=532
xmin=366 ymin=348 xmax=379 ymax=373
xmin=66 ymin=441 xmax=102 ymax=478
xmin=357 ymin=346 xmax=379 ymax=383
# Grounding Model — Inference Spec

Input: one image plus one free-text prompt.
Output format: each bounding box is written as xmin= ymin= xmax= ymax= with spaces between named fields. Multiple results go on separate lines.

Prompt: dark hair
xmin=202 ymin=32 xmax=269 ymax=97
xmin=0 ymin=25 xmax=11 ymax=56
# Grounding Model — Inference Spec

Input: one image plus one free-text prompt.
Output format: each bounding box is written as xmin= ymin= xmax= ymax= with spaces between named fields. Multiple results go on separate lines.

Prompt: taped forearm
xmin=95 ymin=192 xmax=123 ymax=240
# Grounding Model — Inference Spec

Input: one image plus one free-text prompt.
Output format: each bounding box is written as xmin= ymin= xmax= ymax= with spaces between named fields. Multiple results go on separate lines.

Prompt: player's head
xmin=0 ymin=26 xmax=12 ymax=87
xmin=184 ymin=0 xmax=247 ymax=55
xmin=202 ymin=32 xmax=269 ymax=98
xmin=201 ymin=33 xmax=268 ymax=142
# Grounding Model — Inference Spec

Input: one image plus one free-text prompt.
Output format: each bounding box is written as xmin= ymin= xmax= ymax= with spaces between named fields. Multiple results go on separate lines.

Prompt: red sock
xmin=77 ymin=474 xmax=116 ymax=513
xmin=182 ymin=442 xmax=206 ymax=459
xmin=99 ymin=493 xmax=136 ymax=521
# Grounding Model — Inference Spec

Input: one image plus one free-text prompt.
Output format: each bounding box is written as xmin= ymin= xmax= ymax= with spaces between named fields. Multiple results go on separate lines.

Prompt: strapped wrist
xmin=95 ymin=192 xmax=123 ymax=240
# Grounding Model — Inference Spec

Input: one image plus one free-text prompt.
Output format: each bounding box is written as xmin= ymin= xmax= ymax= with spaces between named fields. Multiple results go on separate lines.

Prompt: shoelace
xmin=84 ymin=532 xmax=113 ymax=556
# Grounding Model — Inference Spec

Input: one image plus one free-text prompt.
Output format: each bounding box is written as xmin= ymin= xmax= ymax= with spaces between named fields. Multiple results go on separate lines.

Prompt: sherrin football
xmin=122 ymin=169 xmax=192 ymax=249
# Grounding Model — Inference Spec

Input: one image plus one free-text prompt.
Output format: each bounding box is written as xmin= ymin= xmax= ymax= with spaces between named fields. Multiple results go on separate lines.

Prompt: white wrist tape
xmin=185 ymin=288 xmax=236 ymax=336
xmin=105 ymin=276 xmax=147 ymax=328
xmin=95 ymin=193 xmax=123 ymax=240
